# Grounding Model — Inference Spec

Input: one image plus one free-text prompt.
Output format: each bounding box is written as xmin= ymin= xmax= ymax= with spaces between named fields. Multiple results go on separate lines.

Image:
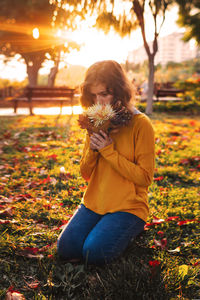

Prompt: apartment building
xmin=128 ymin=32 xmax=199 ymax=65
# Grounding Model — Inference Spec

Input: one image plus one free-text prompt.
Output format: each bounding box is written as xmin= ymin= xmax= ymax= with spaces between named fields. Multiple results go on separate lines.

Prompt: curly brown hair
xmin=80 ymin=60 xmax=134 ymax=109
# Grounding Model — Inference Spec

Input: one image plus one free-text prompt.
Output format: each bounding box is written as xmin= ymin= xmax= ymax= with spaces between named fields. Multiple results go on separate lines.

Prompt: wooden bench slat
xmin=6 ymin=86 xmax=77 ymax=115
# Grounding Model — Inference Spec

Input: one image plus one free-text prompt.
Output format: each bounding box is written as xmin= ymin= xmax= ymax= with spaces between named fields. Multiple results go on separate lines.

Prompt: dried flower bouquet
xmin=78 ymin=100 xmax=133 ymax=135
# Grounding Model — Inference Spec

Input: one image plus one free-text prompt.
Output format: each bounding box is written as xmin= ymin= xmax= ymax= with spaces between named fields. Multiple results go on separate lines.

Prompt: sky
xmin=0 ymin=5 xmax=182 ymax=82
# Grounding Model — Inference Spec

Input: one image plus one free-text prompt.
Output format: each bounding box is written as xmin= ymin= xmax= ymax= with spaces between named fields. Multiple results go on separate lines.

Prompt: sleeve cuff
xmin=99 ymin=143 xmax=114 ymax=157
xmin=87 ymin=148 xmax=99 ymax=159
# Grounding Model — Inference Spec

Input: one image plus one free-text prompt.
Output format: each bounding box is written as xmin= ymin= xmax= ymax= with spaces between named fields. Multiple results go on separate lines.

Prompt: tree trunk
xmin=47 ymin=50 xmax=61 ymax=87
xmin=23 ymin=53 xmax=46 ymax=87
xmin=47 ymin=65 xmax=58 ymax=87
xmin=145 ymin=54 xmax=155 ymax=115
xmin=26 ymin=65 xmax=40 ymax=87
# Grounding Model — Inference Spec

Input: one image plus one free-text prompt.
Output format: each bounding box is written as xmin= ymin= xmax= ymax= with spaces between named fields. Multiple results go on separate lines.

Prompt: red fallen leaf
xmin=54 ymin=224 xmax=67 ymax=231
xmin=0 ymin=219 xmax=11 ymax=224
xmin=157 ymin=231 xmax=164 ymax=237
xmin=4 ymin=131 xmax=11 ymax=139
xmin=6 ymin=286 xmax=26 ymax=300
xmin=39 ymin=244 xmax=52 ymax=253
xmin=25 ymin=280 xmax=40 ymax=289
xmin=0 ymin=219 xmax=17 ymax=224
xmin=15 ymin=194 xmax=32 ymax=201
xmin=0 ymin=207 xmax=14 ymax=217
xmin=23 ymin=247 xmax=39 ymax=255
xmin=152 ymin=217 xmax=165 ymax=225
xmin=192 ymin=156 xmax=200 ymax=161
xmin=179 ymin=159 xmax=190 ymax=165
xmin=80 ymin=185 xmax=87 ymax=190
xmin=154 ymin=238 xmax=167 ymax=249
xmin=189 ymin=121 xmax=196 ymax=126
xmin=144 ymin=223 xmax=151 ymax=230
xmin=149 ymin=260 xmax=161 ymax=267
xmin=154 ymin=176 xmax=164 ymax=181
xmin=177 ymin=219 xmax=199 ymax=226
xmin=64 ymin=172 xmax=74 ymax=179
xmin=165 ymin=216 xmax=179 ymax=221
xmin=161 ymin=238 xmax=167 ymax=248
xmin=40 ymin=176 xmax=51 ymax=184
xmin=194 ymin=261 xmax=200 ymax=266
xmin=20 ymin=244 xmax=54 ymax=258
xmin=43 ymin=204 xmax=52 ymax=210
xmin=47 ymin=154 xmax=57 ymax=161
xmin=20 ymin=144 xmax=46 ymax=153
xmin=48 ymin=254 xmax=54 ymax=259
xmin=156 ymin=149 xmax=162 ymax=155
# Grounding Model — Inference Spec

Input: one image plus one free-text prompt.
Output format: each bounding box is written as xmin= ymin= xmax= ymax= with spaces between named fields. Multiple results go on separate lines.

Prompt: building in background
xmin=128 ymin=32 xmax=199 ymax=65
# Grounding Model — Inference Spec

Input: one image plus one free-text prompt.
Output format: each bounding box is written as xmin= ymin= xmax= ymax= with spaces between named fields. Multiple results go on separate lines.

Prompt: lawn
xmin=0 ymin=113 xmax=199 ymax=300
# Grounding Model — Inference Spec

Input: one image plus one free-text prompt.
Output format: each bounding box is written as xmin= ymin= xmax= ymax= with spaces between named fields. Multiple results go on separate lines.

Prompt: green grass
xmin=0 ymin=113 xmax=199 ymax=299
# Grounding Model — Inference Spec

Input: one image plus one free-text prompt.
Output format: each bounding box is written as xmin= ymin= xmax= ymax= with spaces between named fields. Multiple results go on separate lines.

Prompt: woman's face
xmin=89 ymin=83 xmax=113 ymax=105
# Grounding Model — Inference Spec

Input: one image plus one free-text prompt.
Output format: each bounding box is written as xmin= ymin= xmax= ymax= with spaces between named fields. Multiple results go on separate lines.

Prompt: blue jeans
xmin=57 ymin=204 xmax=145 ymax=265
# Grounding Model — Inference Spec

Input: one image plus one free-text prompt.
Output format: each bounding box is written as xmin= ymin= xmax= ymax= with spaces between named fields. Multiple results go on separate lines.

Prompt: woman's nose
xmin=95 ymin=94 xmax=103 ymax=103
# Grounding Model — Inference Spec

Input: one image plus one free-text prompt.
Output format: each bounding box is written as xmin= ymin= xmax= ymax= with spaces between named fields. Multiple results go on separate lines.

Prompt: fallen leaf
xmin=6 ymin=287 xmax=26 ymax=300
xmin=0 ymin=207 xmax=14 ymax=217
xmin=178 ymin=264 xmax=189 ymax=279
xmin=0 ymin=219 xmax=17 ymax=224
xmin=25 ymin=280 xmax=40 ymax=289
xmin=177 ymin=219 xmax=199 ymax=226
xmin=149 ymin=260 xmax=161 ymax=267
xmin=154 ymin=238 xmax=167 ymax=249
xmin=165 ymin=216 xmax=179 ymax=221
xmin=154 ymin=176 xmax=164 ymax=181
xmin=168 ymin=247 xmax=181 ymax=253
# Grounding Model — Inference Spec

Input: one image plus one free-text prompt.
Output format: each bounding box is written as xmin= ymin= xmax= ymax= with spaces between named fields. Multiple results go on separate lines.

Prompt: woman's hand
xmin=90 ymin=130 xmax=113 ymax=151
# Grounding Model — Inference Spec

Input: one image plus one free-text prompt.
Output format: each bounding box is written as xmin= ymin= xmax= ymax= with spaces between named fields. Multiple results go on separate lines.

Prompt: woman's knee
xmin=57 ymin=227 xmax=82 ymax=259
xmin=82 ymin=238 xmax=114 ymax=265
xmin=57 ymin=230 xmax=71 ymax=258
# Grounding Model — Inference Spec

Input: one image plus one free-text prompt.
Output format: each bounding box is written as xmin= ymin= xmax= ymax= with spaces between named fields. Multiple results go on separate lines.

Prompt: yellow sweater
xmin=80 ymin=113 xmax=155 ymax=222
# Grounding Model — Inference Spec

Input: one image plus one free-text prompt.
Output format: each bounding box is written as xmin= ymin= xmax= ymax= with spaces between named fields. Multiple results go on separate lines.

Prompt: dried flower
xmin=78 ymin=101 xmax=133 ymax=135
xmin=87 ymin=103 xmax=116 ymax=127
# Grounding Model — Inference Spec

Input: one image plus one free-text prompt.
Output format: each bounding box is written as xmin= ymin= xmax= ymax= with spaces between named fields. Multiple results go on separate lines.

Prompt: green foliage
xmin=0 ymin=113 xmax=199 ymax=299
xmin=175 ymin=0 xmax=200 ymax=44
xmin=0 ymin=0 xmax=80 ymax=86
xmin=137 ymin=100 xmax=200 ymax=114
xmin=175 ymin=78 xmax=200 ymax=104
xmin=127 ymin=58 xmax=200 ymax=84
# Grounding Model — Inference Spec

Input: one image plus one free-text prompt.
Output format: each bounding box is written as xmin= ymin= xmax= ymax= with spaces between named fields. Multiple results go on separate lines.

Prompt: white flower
xmin=60 ymin=166 xmax=66 ymax=174
xmin=86 ymin=103 xmax=116 ymax=127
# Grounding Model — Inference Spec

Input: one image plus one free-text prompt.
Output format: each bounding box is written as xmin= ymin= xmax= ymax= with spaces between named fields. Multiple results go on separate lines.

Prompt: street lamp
xmin=32 ymin=28 xmax=40 ymax=39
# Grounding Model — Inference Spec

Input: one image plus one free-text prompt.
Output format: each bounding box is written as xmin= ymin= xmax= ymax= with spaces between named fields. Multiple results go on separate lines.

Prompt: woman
xmin=57 ymin=60 xmax=155 ymax=265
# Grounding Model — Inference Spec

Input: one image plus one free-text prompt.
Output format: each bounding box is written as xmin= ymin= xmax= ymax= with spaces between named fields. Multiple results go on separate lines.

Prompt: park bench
xmin=4 ymin=86 xmax=77 ymax=115
xmin=154 ymin=82 xmax=184 ymax=101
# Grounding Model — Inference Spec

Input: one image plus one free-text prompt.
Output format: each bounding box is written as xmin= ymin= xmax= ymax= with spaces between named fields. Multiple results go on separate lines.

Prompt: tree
xmin=175 ymin=0 xmax=200 ymax=44
xmin=0 ymin=0 xmax=79 ymax=86
xmin=59 ymin=0 xmax=173 ymax=114
xmin=97 ymin=1 xmax=174 ymax=114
